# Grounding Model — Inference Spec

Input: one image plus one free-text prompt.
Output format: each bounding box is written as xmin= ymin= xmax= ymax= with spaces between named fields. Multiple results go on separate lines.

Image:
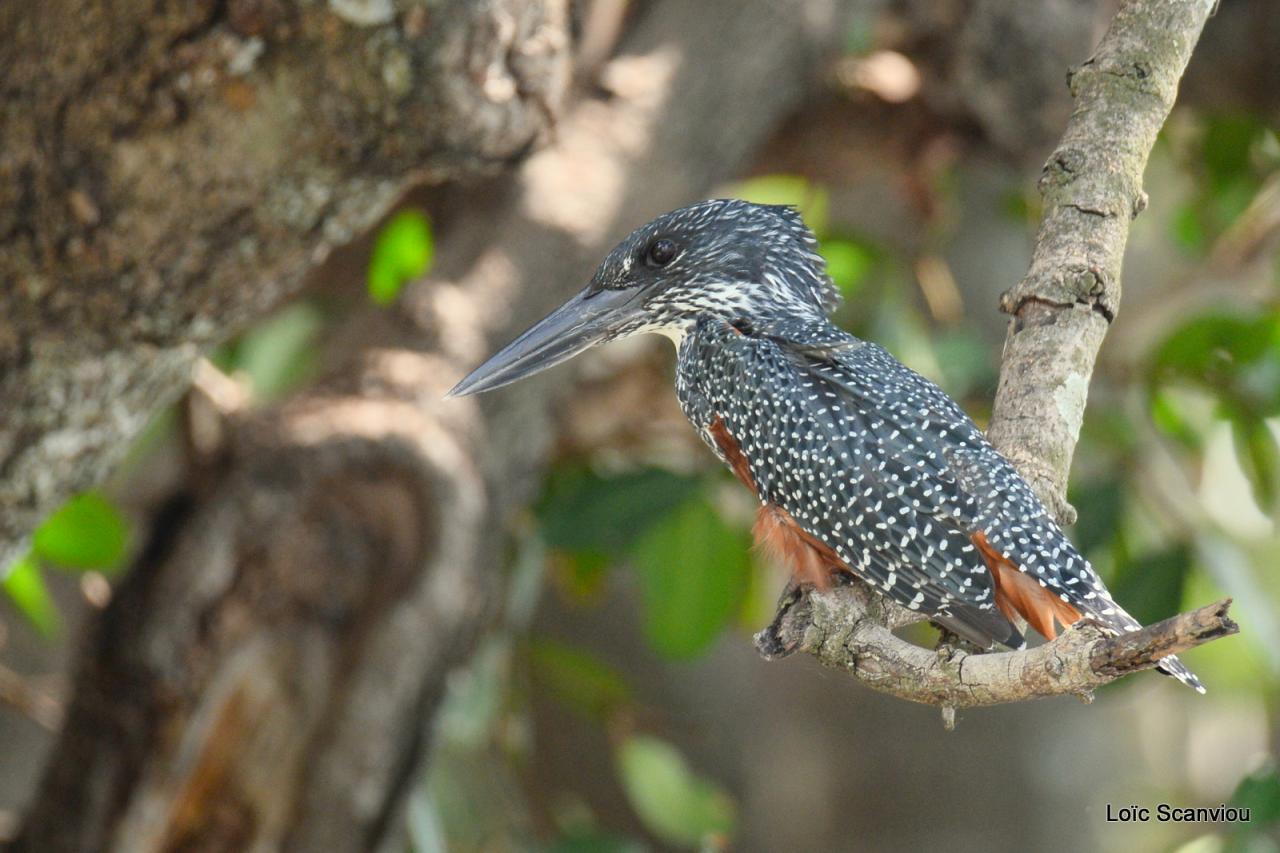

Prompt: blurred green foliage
xmin=819 ymin=238 xmax=877 ymax=299
xmin=368 ymin=208 xmax=434 ymax=305
xmin=1148 ymin=309 xmax=1280 ymax=510
xmin=1109 ymin=545 xmax=1194 ymax=628
xmin=2 ymin=556 xmax=60 ymax=637
xmin=614 ymin=735 xmax=735 ymax=849
xmin=1226 ymin=762 xmax=1280 ymax=852
xmin=631 ymin=495 xmax=751 ymax=660
xmin=421 ymin=529 xmax=743 ymax=851
xmin=1171 ymin=114 xmax=1279 ymax=255
xmin=33 ymin=491 xmax=129 ymax=572
xmin=537 ymin=466 xmax=703 ymax=601
xmin=537 ymin=467 xmax=751 ymax=661
xmin=733 ymin=174 xmax=829 ymax=235
xmin=3 ymin=490 xmax=131 ymax=634
xmin=538 ymin=467 xmax=701 ymax=559
xmin=733 ymin=174 xmax=879 ymax=301
xmin=1069 ymin=475 xmax=1127 ymax=558
xmin=529 ymin=638 xmax=632 ymax=722
xmin=543 ymin=833 xmax=647 ymax=853
xmin=211 ymin=301 xmax=325 ymax=402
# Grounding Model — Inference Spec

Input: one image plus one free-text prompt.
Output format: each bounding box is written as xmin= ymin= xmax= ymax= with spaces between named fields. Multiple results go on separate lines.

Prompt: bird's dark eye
xmin=645 ymin=238 xmax=678 ymax=267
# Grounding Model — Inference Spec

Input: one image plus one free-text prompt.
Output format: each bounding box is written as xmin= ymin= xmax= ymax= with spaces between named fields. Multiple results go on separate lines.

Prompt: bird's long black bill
xmin=447 ymin=287 xmax=641 ymax=397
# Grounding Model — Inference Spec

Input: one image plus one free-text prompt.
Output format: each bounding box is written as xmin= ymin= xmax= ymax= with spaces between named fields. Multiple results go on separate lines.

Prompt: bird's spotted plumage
xmin=452 ymin=198 xmax=1204 ymax=693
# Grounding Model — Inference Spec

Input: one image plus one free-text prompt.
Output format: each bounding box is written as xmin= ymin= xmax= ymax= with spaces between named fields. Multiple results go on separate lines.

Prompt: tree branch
xmin=758 ymin=0 xmax=1234 ymax=709
xmin=987 ymin=0 xmax=1217 ymax=522
xmin=0 ymin=0 xmax=569 ymax=577
xmin=757 ymin=581 xmax=1236 ymax=708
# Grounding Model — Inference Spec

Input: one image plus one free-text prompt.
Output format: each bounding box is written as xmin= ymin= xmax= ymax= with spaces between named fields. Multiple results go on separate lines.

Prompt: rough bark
xmin=9 ymin=1 xmax=845 ymax=849
xmin=0 ymin=0 xmax=570 ymax=576
xmin=759 ymin=0 xmax=1234 ymax=706
xmin=758 ymin=581 xmax=1235 ymax=709
xmin=987 ymin=0 xmax=1215 ymax=522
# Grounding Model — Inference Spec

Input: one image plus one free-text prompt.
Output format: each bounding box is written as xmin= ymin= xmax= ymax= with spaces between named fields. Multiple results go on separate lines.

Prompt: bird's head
xmin=448 ymin=199 xmax=837 ymax=397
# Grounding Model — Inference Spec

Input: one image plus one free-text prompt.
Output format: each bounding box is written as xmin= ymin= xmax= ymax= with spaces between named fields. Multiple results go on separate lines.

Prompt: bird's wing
xmin=686 ymin=321 xmax=1022 ymax=648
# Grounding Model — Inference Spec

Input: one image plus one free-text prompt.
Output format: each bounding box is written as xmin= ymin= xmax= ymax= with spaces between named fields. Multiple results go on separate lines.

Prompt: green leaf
xmin=1149 ymin=310 xmax=1280 ymax=425
xmin=629 ymin=496 xmax=750 ymax=660
xmin=1238 ymin=356 xmax=1280 ymax=417
xmin=368 ymin=208 xmax=434 ymax=305
xmin=1211 ymin=175 xmax=1263 ymax=230
xmin=1225 ymin=762 xmax=1280 ymax=851
xmin=2 ymin=555 xmax=59 ymax=636
xmin=537 ymin=467 xmax=701 ymax=557
xmin=1152 ymin=313 xmax=1268 ymax=377
xmin=33 ymin=491 xmax=129 ymax=572
xmin=1172 ymin=113 xmax=1271 ymax=257
xmin=818 ymin=238 xmax=875 ymax=298
xmin=1146 ymin=308 xmax=1280 ymax=514
xmin=1230 ymin=762 xmax=1280 ymax=824
xmin=615 ymin=734 xmax=735 ymax=849
xmin=529 ymin=638 xmax=632 ymax=721
xmin=1149 ymin=386 xmax=1204 ymax=451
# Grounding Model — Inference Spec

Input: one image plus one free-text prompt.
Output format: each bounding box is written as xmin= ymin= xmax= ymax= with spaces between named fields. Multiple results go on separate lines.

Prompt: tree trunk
xmin=0 ymin=0 xmax=570 ymax=575
xmin=9 ymin=1 xmax=848 ymax=849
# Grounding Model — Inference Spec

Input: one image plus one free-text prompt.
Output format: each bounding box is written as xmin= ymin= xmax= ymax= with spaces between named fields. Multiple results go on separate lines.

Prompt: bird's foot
xmin=933 ymin=625 xmax=987 ymax=660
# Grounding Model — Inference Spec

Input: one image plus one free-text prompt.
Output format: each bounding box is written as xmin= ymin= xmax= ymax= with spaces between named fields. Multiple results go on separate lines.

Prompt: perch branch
xmin=756 ymin=583 xmax=1236 ymax=707
xmin=758 ymin=0 xmax=1231 ymax=708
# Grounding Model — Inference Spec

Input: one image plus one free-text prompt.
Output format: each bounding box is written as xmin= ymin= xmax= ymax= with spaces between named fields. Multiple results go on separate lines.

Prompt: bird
xmin=449 ymin=198 xmax=1204 ymax=692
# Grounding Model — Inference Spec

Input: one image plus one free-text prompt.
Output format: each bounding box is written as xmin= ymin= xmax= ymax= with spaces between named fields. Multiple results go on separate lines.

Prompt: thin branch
xmin=1091 ymin=598 xmax=1236 ymax=677
xmin=756 ymin=583 xmax=1236 ymax=708
xmin=758 ymin=0 xmax=1231 ymax=709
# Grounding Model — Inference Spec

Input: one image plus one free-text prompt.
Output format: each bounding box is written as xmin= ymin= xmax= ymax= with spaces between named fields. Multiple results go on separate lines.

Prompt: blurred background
xmin=3 ymin=0 xmax=1280 ymax=851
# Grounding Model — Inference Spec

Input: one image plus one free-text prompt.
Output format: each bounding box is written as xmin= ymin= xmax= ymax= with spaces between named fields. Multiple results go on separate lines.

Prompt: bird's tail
xmin=1156 ymin=654 xmax=1205 ymax=694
